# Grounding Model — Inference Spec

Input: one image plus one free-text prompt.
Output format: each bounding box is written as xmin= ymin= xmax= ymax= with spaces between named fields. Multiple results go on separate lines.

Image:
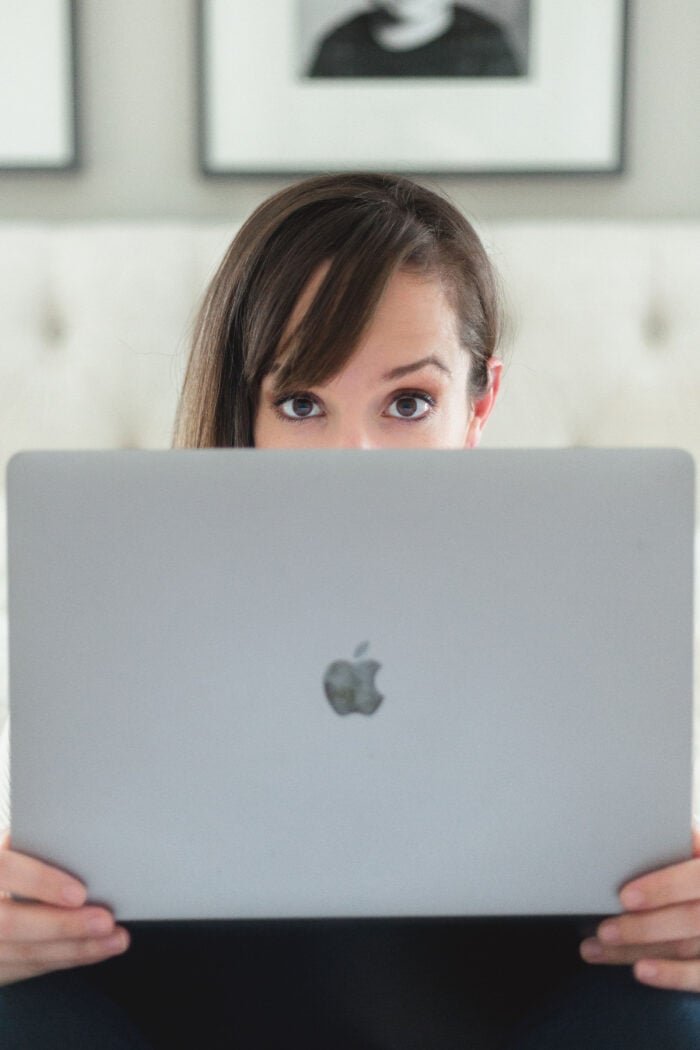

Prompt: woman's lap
xmin=0 ymin=969 xmax=152 ymax=1049
xmin=507 ymin=965 xmax=700 ymax=1049
xmin=2 ymin=919 xmax=700 ymax=1049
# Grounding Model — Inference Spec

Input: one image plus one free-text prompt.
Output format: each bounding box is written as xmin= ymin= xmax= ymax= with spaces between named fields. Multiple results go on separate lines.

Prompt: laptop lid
xmin=6 ymin=448 xmax=695 ymax=920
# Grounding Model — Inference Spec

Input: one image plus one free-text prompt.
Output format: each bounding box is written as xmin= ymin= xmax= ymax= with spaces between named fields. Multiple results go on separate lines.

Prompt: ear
xmin=465 ymin=357 xmax=502 ymax=449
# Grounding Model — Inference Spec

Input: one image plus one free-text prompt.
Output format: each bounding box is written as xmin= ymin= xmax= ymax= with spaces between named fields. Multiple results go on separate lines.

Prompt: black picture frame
xmin=197 ymin=0 xmax=629 ymax=177
xmin=0 ymin=0 xmax=79 ymax=172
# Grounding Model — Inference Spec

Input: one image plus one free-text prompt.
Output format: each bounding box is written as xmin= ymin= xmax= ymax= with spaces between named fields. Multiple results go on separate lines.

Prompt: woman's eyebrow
xmin=382 ymin=355 xmax=452 ymax=381
xmin=263 ymin=354 xmax=452 ymax=388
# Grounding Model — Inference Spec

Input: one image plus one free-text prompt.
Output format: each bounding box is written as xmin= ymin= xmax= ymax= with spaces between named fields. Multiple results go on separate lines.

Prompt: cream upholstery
xmin=1 ymin=222 xmax=698 ymax=801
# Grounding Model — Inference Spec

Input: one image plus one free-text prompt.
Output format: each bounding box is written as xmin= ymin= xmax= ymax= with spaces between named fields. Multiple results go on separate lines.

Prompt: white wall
xmin=0 ymin=0 xmax=698 ymax=221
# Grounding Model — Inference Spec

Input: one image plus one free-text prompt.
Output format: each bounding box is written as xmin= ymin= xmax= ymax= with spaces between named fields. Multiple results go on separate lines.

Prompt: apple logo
xmin=323 ymin=641 xmax=384 ymax=716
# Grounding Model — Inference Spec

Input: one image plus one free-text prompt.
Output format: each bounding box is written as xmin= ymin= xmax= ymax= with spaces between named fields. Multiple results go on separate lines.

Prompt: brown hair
xmin=172 ymin=172 xmax=503 ymax=448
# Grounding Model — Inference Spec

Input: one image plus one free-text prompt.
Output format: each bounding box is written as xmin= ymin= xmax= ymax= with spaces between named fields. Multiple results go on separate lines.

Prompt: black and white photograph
xmin=199 ymin=0 xmax=627 ymax=175
xmin=0 ymin=0 xmax=77 ymax=170
xmin=300 ymin=0 xmax=530 ymax=80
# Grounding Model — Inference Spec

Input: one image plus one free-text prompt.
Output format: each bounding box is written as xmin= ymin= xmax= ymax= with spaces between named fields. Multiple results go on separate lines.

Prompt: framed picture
xmin=0 ymin=0 xmax=78 ymax=171
xmin=198 ymin=0 xmax=628 ymax=176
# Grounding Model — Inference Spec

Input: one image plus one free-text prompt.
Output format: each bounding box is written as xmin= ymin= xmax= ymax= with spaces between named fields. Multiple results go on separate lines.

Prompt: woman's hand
xmin=0 ymin=831 xmax=129 ymax=986
xmin=580 ymin=824 xmax=700 ymax=993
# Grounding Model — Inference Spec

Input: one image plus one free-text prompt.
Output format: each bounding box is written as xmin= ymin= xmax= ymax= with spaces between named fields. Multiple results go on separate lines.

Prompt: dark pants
xmin=2 ymin=918 xmax=700 ymax=1048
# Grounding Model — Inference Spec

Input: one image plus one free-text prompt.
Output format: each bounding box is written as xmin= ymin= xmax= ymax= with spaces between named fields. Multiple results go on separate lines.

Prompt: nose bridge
xmin=328 ymin=415 xmax=376 ymax=449
xmin=331 ymin=429 xmax=375 ymax=450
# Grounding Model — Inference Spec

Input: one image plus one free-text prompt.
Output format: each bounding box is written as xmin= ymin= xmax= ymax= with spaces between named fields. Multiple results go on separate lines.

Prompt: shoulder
xmin=452 ymin=5 xmax=509 ymax=36
xmin=309 ymin=13 xmax=373 ymax=77
xmin=315 ymin=13 xmax=371 ymax=48
xmin=451 ymin=4 xmax=520 ymax=74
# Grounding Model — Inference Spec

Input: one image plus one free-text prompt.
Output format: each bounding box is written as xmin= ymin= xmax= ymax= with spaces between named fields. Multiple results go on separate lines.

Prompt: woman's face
xmin=253 ymin=267 xmax=500 ymax=450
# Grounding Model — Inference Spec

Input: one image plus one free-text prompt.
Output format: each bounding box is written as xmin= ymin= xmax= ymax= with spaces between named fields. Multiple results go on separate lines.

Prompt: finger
xmin=634 ymin=958 xmax=700 ymax=993
xmin=0 ymin=850 xmax=86 ymax=908
xmin=619 ymin=857 xmax=700 ymax=912
xmin=0 ymin=900 xmax=114 ymax=943
xmin=581 ymin=935 xmax=700 ymax=966
xmin=598 ymin=902 xmax=700 ymax=947
xmin=0 ymin=928 xmax=130 ymax=984
xmin=0 ymin=832 xmax=9 ymax=851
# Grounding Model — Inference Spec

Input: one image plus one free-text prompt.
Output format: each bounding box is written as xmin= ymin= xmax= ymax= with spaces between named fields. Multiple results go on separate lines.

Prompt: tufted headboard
xmin=1 ymin=221 xmax=698 ymax=775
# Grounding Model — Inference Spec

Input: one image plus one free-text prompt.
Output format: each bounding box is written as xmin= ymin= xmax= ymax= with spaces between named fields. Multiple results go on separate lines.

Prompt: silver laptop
xmin=6 ymin=448 xmax=695 ymax=921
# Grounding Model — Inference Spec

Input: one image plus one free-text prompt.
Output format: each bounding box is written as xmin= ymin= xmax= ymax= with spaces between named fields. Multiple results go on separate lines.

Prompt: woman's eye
xmin=386 ymin=393 xmax=435 ymax=420
xmin=275 ymin=395 xmax=322 ymax=420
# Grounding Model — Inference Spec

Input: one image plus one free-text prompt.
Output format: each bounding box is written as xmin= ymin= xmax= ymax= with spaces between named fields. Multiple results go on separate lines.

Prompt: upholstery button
xmin=641 ymin=307 xmax=670 ymax=347
xmin=42 ymin=306 xmax=65 ymax=345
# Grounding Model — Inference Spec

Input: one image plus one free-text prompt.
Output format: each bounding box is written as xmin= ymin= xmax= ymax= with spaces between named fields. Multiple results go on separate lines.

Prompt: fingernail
xmin=598 ymin=922 xmax=620 ymax=943
xmin=105 ymin=930 xmax=129 ymax=953
xmin=580 ymin=939 xmax=603 ymax=961
xmin=61 ymin=883 xmax=86 ymax=906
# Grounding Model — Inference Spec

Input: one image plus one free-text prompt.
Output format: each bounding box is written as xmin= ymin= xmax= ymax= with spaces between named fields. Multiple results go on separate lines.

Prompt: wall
xmin=0 ymin=0 xmax=698 ymax=222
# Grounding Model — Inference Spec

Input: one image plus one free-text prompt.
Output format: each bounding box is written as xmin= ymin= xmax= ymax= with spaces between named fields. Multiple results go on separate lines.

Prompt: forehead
xmin=359 ymin=273 xmax=461 ymax=375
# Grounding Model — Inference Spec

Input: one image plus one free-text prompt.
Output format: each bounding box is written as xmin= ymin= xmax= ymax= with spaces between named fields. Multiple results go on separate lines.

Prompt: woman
xmin=1 ymin=173 xmax=699 ymax=1048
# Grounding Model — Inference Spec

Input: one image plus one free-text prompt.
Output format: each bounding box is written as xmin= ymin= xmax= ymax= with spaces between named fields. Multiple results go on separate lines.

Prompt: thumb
xmin=0 ymin=830 xmax=10 ymax=850
xmin=692 ymin=820 xmax=700 ymax=858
